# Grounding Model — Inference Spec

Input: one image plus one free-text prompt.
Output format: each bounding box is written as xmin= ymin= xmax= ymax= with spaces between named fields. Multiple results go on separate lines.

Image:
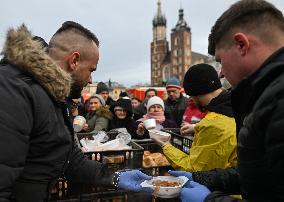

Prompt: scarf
xmin=140 ymin=111 xmax=165 ymax=125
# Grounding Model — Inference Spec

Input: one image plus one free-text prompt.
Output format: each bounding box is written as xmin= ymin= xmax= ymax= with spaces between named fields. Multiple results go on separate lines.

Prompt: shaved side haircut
xmin=48 ymin=21 xmax=99 ymax=61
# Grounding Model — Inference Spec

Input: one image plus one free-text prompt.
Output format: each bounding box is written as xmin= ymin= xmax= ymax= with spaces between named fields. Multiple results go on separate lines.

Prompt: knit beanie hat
xmin=96 ymin=82 xmax=109 ymax=94
xmin=119 ymin=91 xmax=129 ymax=98
xmin=166 ymin=77 xmax=181 ymax=90
xmin=114 ymin=98 xmax=133 ymax=114
xmin=147 ymin=96 xmax=165 ymax=111
xmin=183 ymin=63 xmax=222 ymax=96
xmin=90 ymin=94 xmax=106 ymax=106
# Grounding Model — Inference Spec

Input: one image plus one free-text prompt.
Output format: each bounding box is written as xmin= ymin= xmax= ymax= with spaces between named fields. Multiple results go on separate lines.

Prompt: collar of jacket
xmin=167 ymin=93 xmax=184 ymax=105
xmin=1 ymin=24 xmax=71 ymax=102
xmin=232 ymin=47 xmax=284 ymax=116
xmin=96 ymin=106 xmax=113 ymax=119
xmin=205 ymin=90 xmax=234 ymax=117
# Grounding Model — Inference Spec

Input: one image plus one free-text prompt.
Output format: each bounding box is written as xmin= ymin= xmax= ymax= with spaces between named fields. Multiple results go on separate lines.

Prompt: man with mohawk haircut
xmin=0 ymin=21 xmax=151 ymax=202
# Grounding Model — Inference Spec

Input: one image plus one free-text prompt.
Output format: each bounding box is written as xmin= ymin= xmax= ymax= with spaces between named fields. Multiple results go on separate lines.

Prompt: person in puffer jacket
xmin=0 ymin=22 xmax=151 ymax=202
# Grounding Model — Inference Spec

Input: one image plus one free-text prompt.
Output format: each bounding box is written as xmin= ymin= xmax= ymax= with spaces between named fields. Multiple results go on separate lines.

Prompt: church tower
xmin=170 ymin=8 xmax=192 ymax=83
xmin=151 ymin=0 xmax=169 ymax=86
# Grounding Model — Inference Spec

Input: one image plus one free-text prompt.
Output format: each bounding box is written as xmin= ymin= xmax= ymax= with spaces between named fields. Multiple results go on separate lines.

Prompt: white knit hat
xmin=147 ymin=96 xmax=165 ymax=111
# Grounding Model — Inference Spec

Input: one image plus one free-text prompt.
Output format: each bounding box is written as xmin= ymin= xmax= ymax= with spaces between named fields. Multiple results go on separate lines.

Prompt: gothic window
xmin=174 ymin=49 xmax=178 ymax=57
xmin=187 ymin=37 xmax=190 ymax=45
xmin=175 ymin=37 xmax=180 ymax=45
xmin=173 ymin=67 xmax=177 ymax=75
xmin=186 ymin=48 xmax=191 ymax=56
xmin=179 ymin=65 xmax=183 ymax=73
xmin=163 ymin=66 xmax=170 ymax=82
xmin=177 ymin=48 xmax=182 ymax=56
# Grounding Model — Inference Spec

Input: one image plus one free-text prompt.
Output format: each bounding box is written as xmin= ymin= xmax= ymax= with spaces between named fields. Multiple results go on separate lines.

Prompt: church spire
xmin=153 ymin=0 xmax=166 ymax=27
xmin=172 ymin=6 xmax=190 ymax=32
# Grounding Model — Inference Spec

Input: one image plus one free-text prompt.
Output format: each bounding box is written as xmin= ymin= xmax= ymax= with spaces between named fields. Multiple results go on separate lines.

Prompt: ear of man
xmin=67 ymin=51 xmax=80 ymax=72
xmin=233 ymin=33 xmax=250 ymax=56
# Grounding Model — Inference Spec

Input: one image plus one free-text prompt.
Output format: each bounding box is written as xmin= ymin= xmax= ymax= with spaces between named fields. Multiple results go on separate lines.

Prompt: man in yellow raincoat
xmin=151 ymin=63 xmax=237 ymax=172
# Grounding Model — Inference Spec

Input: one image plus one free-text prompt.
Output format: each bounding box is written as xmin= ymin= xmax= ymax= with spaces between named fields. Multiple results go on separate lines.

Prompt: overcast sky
xmin=1 ymin=0 xmax=284 ymax=87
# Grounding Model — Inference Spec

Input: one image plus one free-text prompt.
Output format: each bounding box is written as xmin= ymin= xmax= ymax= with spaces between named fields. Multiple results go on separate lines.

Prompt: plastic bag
xmin=115 ymin=128 xmax=131 ymax=145
xmin=93 ymin=131 xmax=109 ymax=143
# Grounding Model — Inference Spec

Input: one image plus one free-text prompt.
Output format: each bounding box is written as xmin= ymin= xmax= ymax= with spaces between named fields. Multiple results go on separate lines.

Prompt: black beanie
xmin=119 ymin=91 xmax=129 ymax=98
xmin=96 ymin=82 xmax=109 ymax=94
xmin=115 ymin=98 xmax=133 ymax=114
xmin=183 ymin=64 xmax=222 ymax=96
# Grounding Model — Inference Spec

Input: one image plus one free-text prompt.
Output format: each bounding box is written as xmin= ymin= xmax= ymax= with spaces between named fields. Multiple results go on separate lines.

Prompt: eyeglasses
xmin=71 ymin=102 xmax=79 ymax=108
xmin=114 ymin=108 xmax=127 ymax=113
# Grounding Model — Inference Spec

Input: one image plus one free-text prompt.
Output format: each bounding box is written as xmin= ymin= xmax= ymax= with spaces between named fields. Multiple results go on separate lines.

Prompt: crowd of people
xmin=1 ymin=0 xmax=284 ymax=201
xmin=73 ymin=78 xmax=198 ymax=139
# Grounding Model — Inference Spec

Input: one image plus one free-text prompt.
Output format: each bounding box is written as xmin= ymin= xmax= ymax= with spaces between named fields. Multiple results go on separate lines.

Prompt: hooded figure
xmin=109 ymin=98 xmax=142 ymax=139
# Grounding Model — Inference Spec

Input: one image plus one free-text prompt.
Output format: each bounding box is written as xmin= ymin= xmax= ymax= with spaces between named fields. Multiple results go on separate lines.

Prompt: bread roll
xmin=144 ymin=150 xmax=151 ymax=156
xmin=155 ymin=155 xmax=169 ymax=166
xmin=143 ymin=156 xmax=157 ymax=167
xmin=150 ymin=152 xmax=163 ymax=160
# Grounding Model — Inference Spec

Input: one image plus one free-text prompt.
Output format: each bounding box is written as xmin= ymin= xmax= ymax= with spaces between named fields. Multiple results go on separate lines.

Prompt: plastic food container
xmin=140 ymin=176 xmax=188 ymax=198
xmin=149 ymin=130 xmax=171 ymax=142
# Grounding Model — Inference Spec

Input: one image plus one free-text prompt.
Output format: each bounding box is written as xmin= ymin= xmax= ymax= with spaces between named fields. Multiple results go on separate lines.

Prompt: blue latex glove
xmin=180 ymin=181 xmax=211 ymax=202
xmin=118 ymin=170 xmax=153 ymax=193
xmin=168 ymin=170 xmax=192 ymax=188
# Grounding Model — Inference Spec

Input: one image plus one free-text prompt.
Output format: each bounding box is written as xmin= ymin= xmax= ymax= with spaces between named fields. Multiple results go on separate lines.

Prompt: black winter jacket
xmin=193 ymin=48 xmax=284 ymax=202
xmin=164 ymin=94 xmax=189 ymax=126
xmin=0 ymin=26 xmax=114 ymax=202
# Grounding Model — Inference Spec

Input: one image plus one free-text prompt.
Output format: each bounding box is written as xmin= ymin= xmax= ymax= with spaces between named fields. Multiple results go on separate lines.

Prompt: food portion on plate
xmin=140 ymin=175 xmax=188 ymax=198
xmin=152 ymin=179 xmax=181 ymax=187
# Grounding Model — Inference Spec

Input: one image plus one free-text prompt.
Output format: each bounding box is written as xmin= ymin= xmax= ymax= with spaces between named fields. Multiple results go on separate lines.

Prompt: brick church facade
xmin=151 ymin=0 xmax=209 ymax=86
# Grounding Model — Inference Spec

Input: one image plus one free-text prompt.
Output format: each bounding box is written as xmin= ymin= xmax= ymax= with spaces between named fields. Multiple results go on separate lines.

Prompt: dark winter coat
xmin=106 ymin=96 xmax=116 ymax=111
xmin=133 ymin=101 xmax=147 ymax=120
xmin=164 ymin=94 xmax=189 ymax=126
xmin=109 ymin=117 xmax=140 ymax=139
xmin=0 ymin=25 xmax=114 ymax=202
xmin=194 ymin=48 xmax=284 ymax=202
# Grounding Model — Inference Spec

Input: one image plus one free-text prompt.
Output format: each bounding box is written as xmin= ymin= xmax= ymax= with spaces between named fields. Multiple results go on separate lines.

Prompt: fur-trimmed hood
xmin=1 ymin=24 xmax=71 ymax=102
xmin=96 ymin=106 xmax=113 ymax=120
